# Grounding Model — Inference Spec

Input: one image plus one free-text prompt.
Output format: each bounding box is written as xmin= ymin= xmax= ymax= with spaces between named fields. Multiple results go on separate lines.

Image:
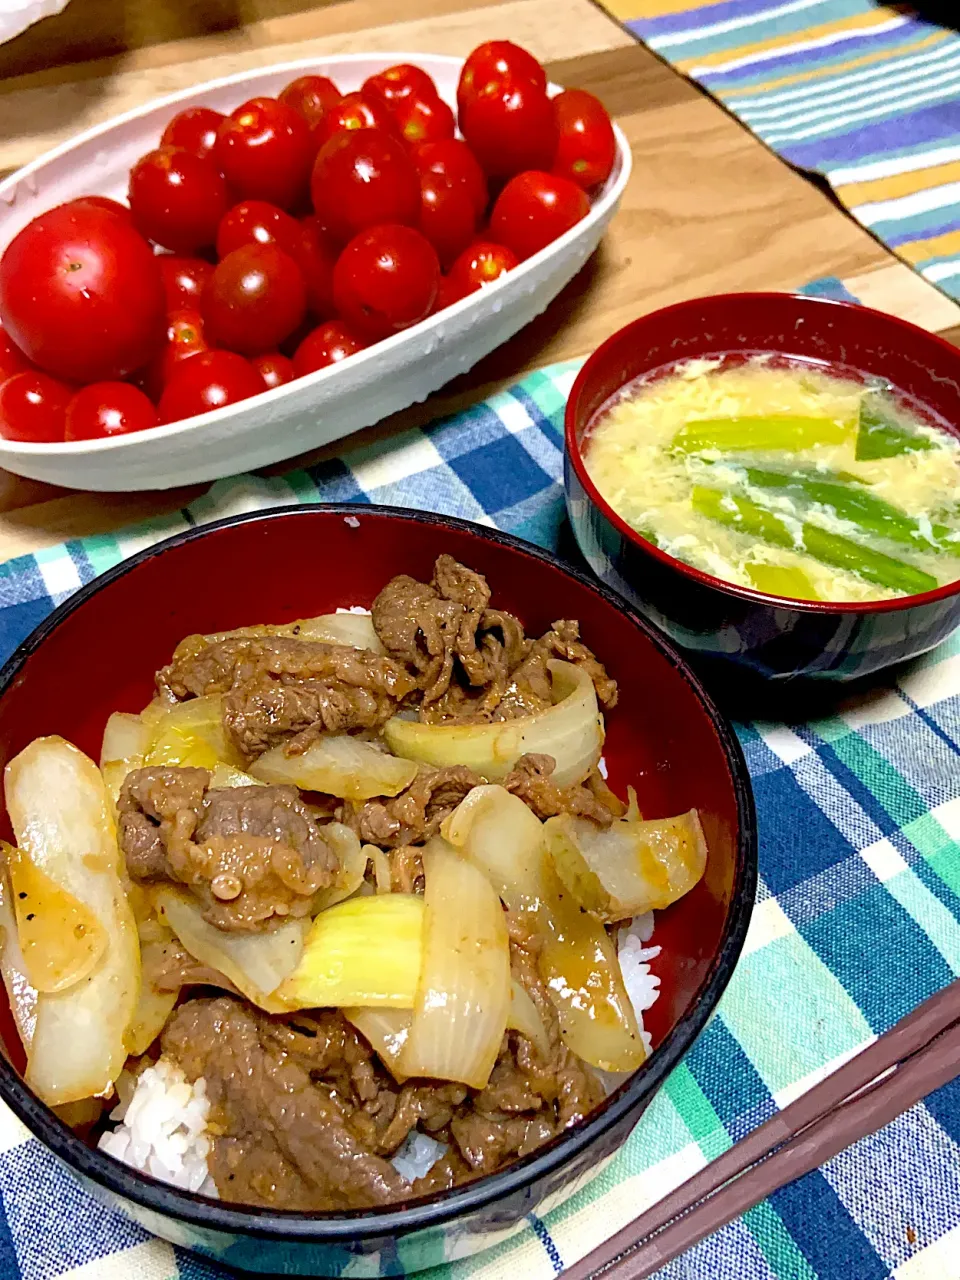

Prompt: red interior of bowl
xmin=0 ymin=509 xmax=745 ymax=1079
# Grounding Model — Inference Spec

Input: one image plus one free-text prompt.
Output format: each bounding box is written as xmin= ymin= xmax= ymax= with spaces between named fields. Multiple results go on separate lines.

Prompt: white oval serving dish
xmin=0 ymin=53 xmax=630 ymax=492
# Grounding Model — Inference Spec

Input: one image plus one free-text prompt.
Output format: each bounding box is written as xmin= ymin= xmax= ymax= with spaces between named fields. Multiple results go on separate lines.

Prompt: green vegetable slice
xmin=856 ymin=398 xmax=936 ymax=461
xmin=745 ymin=562 xmax=820 ymax=600
xmin=673 ymin=415 xmax=854 ymax=454
xmin=691 ymin=486 xmax=939 ymax=596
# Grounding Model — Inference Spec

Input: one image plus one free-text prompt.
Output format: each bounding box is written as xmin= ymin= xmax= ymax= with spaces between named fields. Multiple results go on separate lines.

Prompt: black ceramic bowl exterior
xmin=0 ymin=506 xmax=756 ymax=1277
xmin=565 ymin=292 xmax=960 ymax=682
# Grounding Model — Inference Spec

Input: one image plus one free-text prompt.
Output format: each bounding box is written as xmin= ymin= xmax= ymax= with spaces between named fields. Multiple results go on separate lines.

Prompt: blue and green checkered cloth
xmin=0 ymin=330 xmax=957 ymax=1280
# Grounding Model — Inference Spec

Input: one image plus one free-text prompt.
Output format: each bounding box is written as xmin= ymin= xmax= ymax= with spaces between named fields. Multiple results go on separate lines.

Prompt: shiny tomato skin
xmin=393 ymin=94 xmax=455 ymax=146
xmin=158 ymin=256 xmax=214 ymax=313
xmin=460 ymin=75 xmax=557 ymax=179
xmin=64 ymin=381 xmax=158 ymax=440
xmin=203 ymin=243 xmax=307 ymax=355
xmin=311 ymin=92 xmax=398 ymax=149
xmin=333 ymin=223 xmax=439 ymax=340
xmin=215 ymin=200 xmax=304 ymax=261
xmin=128 ymin=147 xmax=229 ymax=253
xmin=490 ymin=169 xmax=589 ymax=259
xmin=0 ymin=326 xmax=31 ymax=382
xmin=311 ymin=130 xmax=420 ymax=244
xmin=0 ymin=204 xmax=165 ymax=382
xmin=419 ymin=171 xmax=476 ymax=268
xmin=552 ymin=89 xmax=616 ymax=191
xmin=214 ymin=97 xmax=314 ymax=211
xmin=278 ymin=75 xmax=341 ymax=131
xmin=158 ymin=349 xmax=263 ymax=423
xmin=449 ymin=239 xmax=519 ymax=294
xmin=293 ymin=321 xmax=366 ymax=375
xmin=298 ymin=216 xmax=339 ymax=317
xmin=457 ymin=41 xmax=546 ymax=118
xmin=431 ymin=273 xmax=466 ymax=314
xmin=155 ymin=308 xmax=209 ymax=391
xmin=251 ymin=351 xmax=296 ymax=389
xmin=410 ymin=139 xmax=488 ymax=220
xmin=68 ymin=196 xmax=134 ymax=224
xmin=0 ymin=370 xmax=72 ymax=442
xmin=363 ymin=64 xmax=439 ymax=110
xmin=160 ymin=107 xmax=226 ymax=161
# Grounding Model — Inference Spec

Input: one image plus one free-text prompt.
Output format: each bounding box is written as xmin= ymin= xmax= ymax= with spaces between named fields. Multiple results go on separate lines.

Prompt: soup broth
xmin=583 ymin=354 xmax=960 ymax=603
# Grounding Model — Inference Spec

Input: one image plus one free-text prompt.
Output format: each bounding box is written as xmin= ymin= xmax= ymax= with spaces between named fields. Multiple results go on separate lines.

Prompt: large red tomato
xmin=64 ymin=382 xmax=158 ymax=440
xmin=214 ymin=98 xmax=314 ymax=210
xmin=311 ymin=130 xmax=420 ymax=244
xmin=128 ymin=147 xmax=229 ymax=253
xmin=0 ymin=370 xmax=73 ymax=442
xmin=410 ymin=139 xmax=488 ymax=220
xmin=333 ymin=224 xmax=439 ymax=340
xmin=489 ymin=170 xmax=589 ymax=259
xmin=0 ymin=204 xmax=165 ymax=382
xmin=460 ymin=75 xmax=557 ymax=178
xmin=203 ymin=243 xmax=307 ymax=355
xmin=278 ymin=75 xmax=342 ymax=131
xmin=293 ymin=321 xmax=366 ymax=375
xmin=0 ymin=326 xmax=31 ymax=382
xmin=160 ymin=107 xmax=225 ymax=161
xmin=68 ymin=196 xmax=134 ymax=225
xmin=552 ymin=89 xmax=616 ymax=190
xmin=457 ymin=41 xmax=546 ymax=118
xmin=158 ymin=349 xmax=263 ymax=423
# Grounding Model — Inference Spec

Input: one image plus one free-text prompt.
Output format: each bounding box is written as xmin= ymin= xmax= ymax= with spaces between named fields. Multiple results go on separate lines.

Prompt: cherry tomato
xmin=293 ymin=321 xmax=366 ymax=375
xmin=146 ymin=308 xmax=209 ymax=394
xmin=311 ymin=92 xmax=398 ymax=149
xmin=333 ymin=224 xmax=439 ymax=340
xmin=392 ymin=94 xmax=455 ymax=146
xmin=251 ymin=351 xmax=296 ymax=389
xmin=460 ymin=75 xmax=557 ymax=178
xmin=159 ymin=256 xmax=214 ymax=313
xmin=457 ymin=41 xmax=546 ymax=118
xmin=160 ymin=107 xmax=225 ymax=161
xmin=215 ymin=200 xmax=304 ymax=261
xmin=64 ymin=381 xmax=158 ymax=440
xmin=363 ymin=64 xmax=439 ymax=111
xmin=311 ymin=130 xmax=420 ymax=244
xmin=298 ymin=215 xmax=338 ymax=317
xmin=0 ymin=204 xmax=165 ymax=382
xmin=419 ymin=171 xmax=476 ymax=268
xmin=431 ymin=273 xmax=466 ymax=314
xmin=410 ymin=139 xmax=488 ymax=220
xmin=552 ymin=89 xmax=616 ymax=191
xmin=214 ymin=98 xmax=314 ymax=211
xmin=158 ymin=349 xmax=263 ymax=423
xmin=278 ymin=75 xmax=341 ymax=131
xmin=490 ymin=169 xmax=589 ymax=259
xmin=0 ymin=370 xmax=72 ymax=442
xmin=203 ymin=243 xmax=306 ymax=355
xmin=0 ymin=326 xmax=31 ymax=382
xmin=449 ymin=240 xmax=519 ymax=294
xmin=68 ymin=196 xmax=134 ymax=224
xmin=128 ymin=147 xmax=229 ymax=253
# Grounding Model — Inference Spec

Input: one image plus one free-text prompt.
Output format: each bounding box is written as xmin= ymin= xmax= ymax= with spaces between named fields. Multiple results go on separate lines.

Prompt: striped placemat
xmin=613 ymin=0 xmax=960 ymax=301
xmin=0 ymin=285 xmax=956 ymax=1279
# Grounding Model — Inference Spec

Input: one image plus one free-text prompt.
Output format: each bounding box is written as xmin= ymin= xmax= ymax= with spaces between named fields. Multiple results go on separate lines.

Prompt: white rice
xmin=99 ymin=915 xmax=662 ymax=1191
xmin=97 ymin=1060 xmax=218 ymax=1196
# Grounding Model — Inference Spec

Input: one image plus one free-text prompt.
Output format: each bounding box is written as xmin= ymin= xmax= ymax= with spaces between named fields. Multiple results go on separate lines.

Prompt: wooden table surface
xmin=2 ymin=0 xmax=960 ymax=566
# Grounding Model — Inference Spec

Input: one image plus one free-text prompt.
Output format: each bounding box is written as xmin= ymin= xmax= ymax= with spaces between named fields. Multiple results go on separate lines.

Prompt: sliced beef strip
xmin=157 ymin=635 xmax=416 ymax=758
xmin=345 ymin=764 xmax=482 ymax=850
xmin=162 ymin=998 xmax=412 ymax=1211
xmin=118 ymin=768 xmax=338 ymax=932
xmin=496 ymin=619 xmax=618 ymax=720
xmin=504 ymin=753 xmax=624 ymax=827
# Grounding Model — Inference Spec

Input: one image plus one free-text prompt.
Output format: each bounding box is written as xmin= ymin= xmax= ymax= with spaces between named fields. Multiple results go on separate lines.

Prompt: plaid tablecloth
xmin=614 ymin=0 xmax=960 ymax=302
xmin=0 ymin=331 xmax=958 ymax=1280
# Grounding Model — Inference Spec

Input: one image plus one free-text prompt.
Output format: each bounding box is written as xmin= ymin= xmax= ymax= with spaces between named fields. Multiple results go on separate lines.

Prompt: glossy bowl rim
xmin=0 ymin=51 xmax=631 ymax=461
xmin=0 ymin=503 xmax=757 ymax=1243
xmin=565 ymin=291 xmax=960 ymax=616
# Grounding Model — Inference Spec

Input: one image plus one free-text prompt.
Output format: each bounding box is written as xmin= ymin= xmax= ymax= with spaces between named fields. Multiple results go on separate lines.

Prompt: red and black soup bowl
xmin=0 ymin=506 xmax=755 ymax=1276
xmin=565 ymin=292 xmax=960 ymax=683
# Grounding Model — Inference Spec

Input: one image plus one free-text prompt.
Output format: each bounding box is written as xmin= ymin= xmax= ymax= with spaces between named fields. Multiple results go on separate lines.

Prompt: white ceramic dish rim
xmin=0 ymin=52 xmax=631 ymax=461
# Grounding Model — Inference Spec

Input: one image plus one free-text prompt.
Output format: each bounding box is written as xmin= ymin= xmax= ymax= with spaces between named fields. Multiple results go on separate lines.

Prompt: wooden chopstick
xmin=561 ymin=979 xmax=960 ymax=1280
